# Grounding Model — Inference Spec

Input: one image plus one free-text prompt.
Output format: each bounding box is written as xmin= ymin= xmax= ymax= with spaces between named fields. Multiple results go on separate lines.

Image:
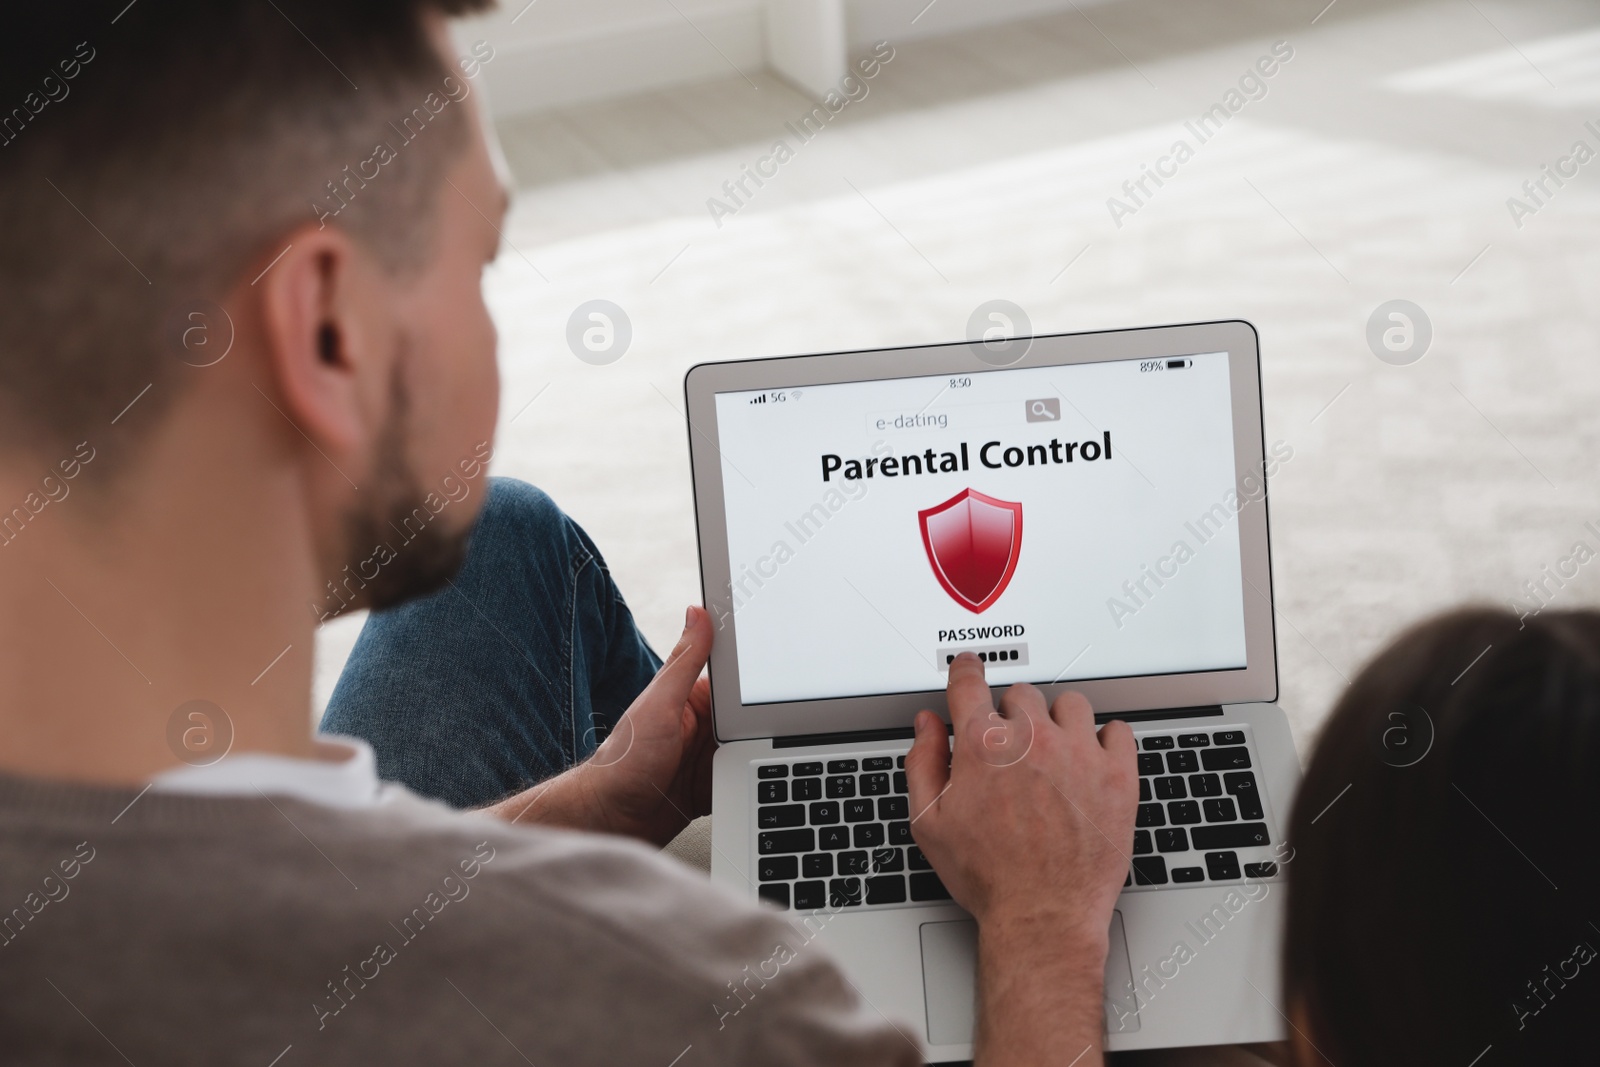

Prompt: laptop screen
xmin=711 ymin=350 xmax=1254 ymax=706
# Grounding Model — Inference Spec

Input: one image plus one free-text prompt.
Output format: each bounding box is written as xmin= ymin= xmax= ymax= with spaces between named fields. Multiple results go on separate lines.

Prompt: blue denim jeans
xmin=320 ymin=478 xmax=662 ymax=809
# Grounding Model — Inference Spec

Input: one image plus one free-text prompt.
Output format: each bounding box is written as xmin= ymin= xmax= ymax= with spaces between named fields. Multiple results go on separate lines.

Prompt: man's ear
xmin=251 ymin=225 xmax=385 ymax=462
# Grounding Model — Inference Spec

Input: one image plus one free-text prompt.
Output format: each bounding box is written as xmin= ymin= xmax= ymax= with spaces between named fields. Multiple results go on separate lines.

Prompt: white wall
xmin=452 ymin=0 xmax=765 ymax=115
xmin=845 ymin=0 xmax=1115 ymax=49
xmin=453 ymin=0 xmax=1118 ymax=117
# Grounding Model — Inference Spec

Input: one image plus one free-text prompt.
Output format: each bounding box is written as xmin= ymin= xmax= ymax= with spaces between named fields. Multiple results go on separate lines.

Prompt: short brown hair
xmin=0 ymin=0 xmax=492 ymax=456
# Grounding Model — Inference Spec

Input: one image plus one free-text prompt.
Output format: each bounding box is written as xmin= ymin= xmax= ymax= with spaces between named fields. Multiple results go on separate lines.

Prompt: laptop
xmin=685 ymin=320 xmax=1299 ymax=1060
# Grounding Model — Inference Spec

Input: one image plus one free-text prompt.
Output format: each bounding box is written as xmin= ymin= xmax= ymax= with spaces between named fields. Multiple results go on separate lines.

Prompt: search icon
xmin=1025 ymin=398 xmax=1060 ymax=423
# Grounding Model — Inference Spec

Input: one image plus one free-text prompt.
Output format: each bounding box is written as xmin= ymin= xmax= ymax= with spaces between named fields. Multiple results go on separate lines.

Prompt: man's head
xmin=0 ymin=0 xmax=503 ymax=612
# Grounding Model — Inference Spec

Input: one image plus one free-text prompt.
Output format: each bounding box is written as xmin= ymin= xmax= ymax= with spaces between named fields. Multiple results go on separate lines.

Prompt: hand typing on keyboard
xmin=905 ymin=652 xmax=1138 ymax=1067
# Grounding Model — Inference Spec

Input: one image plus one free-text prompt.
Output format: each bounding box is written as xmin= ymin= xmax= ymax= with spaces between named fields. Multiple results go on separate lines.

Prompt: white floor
xmin=316 ymin=0 xmax=1600 ymax=759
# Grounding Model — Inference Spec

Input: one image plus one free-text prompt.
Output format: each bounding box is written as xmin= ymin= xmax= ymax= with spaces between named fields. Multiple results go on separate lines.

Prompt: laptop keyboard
xmin=750 ymin=726 xmax=1279 ymax=912
xmin=752 ymin=755 xmax=950 ymax=911
xmin=1125 ymin=726 xmax=1280 ymax=890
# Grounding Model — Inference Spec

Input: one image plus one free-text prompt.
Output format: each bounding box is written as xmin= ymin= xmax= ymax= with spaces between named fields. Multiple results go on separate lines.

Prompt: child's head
xmin=1285 ymin=607 xmax=1600 ymax=1065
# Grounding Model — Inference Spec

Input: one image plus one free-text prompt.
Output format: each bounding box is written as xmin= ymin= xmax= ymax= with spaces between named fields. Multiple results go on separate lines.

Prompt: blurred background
xmin=314 ymin=0 xmax=1600 ymax=757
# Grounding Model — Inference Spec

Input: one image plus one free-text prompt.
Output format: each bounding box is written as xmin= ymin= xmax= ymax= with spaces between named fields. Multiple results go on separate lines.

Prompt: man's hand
xmin=482 ymin=607 xmax=715 ymax=847
xmin=905 ymin=652 xmax=1138 ymax=1066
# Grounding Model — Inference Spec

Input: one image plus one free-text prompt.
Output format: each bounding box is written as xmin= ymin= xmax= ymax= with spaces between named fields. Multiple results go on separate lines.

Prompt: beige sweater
xmin=0 ymin=773 xmax=923 ymax=1066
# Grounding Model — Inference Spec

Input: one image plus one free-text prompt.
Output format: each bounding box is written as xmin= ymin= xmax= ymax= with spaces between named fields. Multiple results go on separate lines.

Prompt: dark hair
xmin=1284 ymin=607 xmax=1600 ymax=1065
xmin=0 ymin=0 xmax=491 ymax=456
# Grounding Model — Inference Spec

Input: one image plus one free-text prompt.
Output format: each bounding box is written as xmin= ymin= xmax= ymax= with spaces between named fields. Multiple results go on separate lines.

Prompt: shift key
xmin=1189 ymin=823 xmax=1270 ymax=849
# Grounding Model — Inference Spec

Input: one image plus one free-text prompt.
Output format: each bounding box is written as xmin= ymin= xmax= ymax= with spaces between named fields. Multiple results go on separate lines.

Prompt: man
xmin=0 ymin=3 xmax=1137 ymax=1064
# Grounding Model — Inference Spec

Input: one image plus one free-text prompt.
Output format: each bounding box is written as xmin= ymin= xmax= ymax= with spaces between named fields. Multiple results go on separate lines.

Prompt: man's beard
xmin=340 ymin=365 xmax=475 ymax=613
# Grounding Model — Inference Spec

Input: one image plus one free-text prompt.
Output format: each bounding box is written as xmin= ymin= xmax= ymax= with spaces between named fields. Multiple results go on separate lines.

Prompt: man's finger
xmin=1096 ymin=717 xmax=1137 ymax=761
xmin=943 ymin=652 xmax=994 ymax=736
xmin=998 ymin=682 xmax=1049 ymax=723
xmin=640 ymin=605 xmax=713 ymax=704
xmin=1048 ymin=688 xmax=1095 ymax=733
xmin=905 ymin=710 xmax=950 ymax=824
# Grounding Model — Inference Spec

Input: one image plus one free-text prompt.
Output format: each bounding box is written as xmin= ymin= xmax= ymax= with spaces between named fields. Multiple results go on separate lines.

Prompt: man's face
xmin=342 ymin=48 xmax=507 ymax=611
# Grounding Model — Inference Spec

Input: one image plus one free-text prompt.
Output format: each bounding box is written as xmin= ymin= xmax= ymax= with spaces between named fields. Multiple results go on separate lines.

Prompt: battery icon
xmin=1166 ymin=358 xmax=1192 ymax=369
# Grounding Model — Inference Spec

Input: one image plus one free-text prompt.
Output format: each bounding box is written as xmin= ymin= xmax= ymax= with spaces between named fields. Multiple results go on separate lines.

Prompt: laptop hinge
xmin=773 ymin=705 xmax=1224 ymax=748
xmin=1095 ymin=704 xmax=1224 ymax=725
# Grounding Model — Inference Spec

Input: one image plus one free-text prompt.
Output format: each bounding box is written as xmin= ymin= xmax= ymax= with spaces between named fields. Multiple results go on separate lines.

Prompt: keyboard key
xmin=844 ymin=799 xmax=875 ymax=822
xmin=809 ymin=801 xmax=840 ymax=825
xmin=871 ymin=847 xmax=904 ymax=873
xmin=1125 ymin=871 xmax=1132 ymax=887
xmin=793 ymin=880 xmax=825 ymax=909
xmin=802 ymin=853 xmax=833 ymax=878
xmin=1136 ymin=803 xmax=1166 ymax=828
xmin=1165 ymin=750 xmax=1199 ymax=774
xmin=758 ymin=764 xmax=788 ymax=779
xmin=828 ymin=878 xmax=862 ymax=907
xmin=1188 ymin=773 xmax=1223 ymax=798
xmin=909 ymin=872 xmax=950 ymax=901
xmin=1155 ymin=776 xmax=1187 ymax=800
xmin=1205 ymin=851 xmax=1241 ymax=881
xmin=757 ymin=829 xmax=813 ymax=854
xmin=1132 ymin=856 xmax=1168 ymax=885
xmin=758 ymin=856 xmax=798 ymax=881
xmin=1142 ymin=735 xmax=1175 ymax=750
xmin=1172 ymin=867 xmax=1205 ymax=883
xmin=863 ymin=756 xmax=894 ymax=771
xmin=1138 ymin=753 xmax=1165 ymax=776
xmin=1168 ymin=801 xmax=1201 ymax=825
xmin=838 ymin=851 xmax=871 ymax=875
xmin=1178 ymin=733 xmax=1210 ymax=748
xmin=888 ymin=821 xmax=913 ymax=846
xmin=908 ymin=846 xmax=933 ymax=871
xmin=758 ymin=804 xmax=805 ymax=829
xmin=1191 ymin=823 xmax=1270 ymax=849
xmin=1139 ymin=778 xmax=1151 ymax=802
xmin=825 ymin=776 xmax=856 ymax=799
xmin=827 ymin=759 xmax=859 ymax=774
xmin=1202 ymin=747 xmax=1251 ymax=771
xmin=818 ymin=826 xmax=850 ymax=850
xmin=793 ymin=762 xmax=824 ymax=776
xmin=757 ymin=781 xmax=787 ymax=804
xmin=853 ymin=823 xmax=885 ymax=848
xmin=1237 ymin=791 xmax=1264 ymax=820
xmin=1203 ymin=798 xmax=1238 ymax=823
xmin=792 ymin=778 xmax=822 ymax=801
xmin=893 ymin=771 xmax=908 ymax=794
xmin=1244 ymin=862 xmax=1279 ymax=879
xmin=1133 ymin=830 xmax=1153 ymax=855
xmin=896 ymin=755 xmax=906 ymax=769
xmin=860 ymin=773 xmax=890 ymax=796
xmin=1213 ymin=730 xmax=1245 ymax=746
xmin=1223 ymin=771 xmax=1257 ymax=790
xmin=877 ymin=797 xmax=909 ymax=820
xmin=1155 ymin=828 xmax=1189 ymax=853
xmin=865 ymin=875 xmax=907 ymax=905
xmin=758 ymin=883 xmax=790 ymax=908
xmin=1224 ymin=771 xmax=1259 ymax=796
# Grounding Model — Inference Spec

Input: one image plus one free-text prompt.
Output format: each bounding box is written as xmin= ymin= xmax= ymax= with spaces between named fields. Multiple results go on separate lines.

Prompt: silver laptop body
xmin=686 ymin=321 xmax=1298 ymax=1060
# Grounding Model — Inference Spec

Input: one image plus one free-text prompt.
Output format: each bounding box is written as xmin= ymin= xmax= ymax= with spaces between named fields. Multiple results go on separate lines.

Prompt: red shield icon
xmin=918 ymin=488 xmax=1023 ymax=614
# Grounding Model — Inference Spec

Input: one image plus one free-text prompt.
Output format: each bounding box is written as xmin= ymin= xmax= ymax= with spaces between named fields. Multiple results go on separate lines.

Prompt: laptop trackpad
xmin=919 ymin=919 xmax=979 ymax=1047
xmin=919 ymin=911 xmax=1139 ymax=1046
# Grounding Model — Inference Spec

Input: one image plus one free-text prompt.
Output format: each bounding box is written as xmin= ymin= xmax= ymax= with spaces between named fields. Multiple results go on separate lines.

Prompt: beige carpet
xmin=316 ymin=0 xmax=1600 ymax=763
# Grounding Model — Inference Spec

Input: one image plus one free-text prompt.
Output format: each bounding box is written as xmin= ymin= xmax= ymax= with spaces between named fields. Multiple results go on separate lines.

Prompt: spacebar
xmin=1189 ymin=823 xmax=1270 ymax=849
